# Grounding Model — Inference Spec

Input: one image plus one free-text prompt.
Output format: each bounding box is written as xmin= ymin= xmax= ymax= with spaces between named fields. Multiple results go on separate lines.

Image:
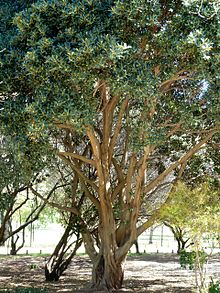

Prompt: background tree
xmin=162 ymin=181 xmax=220 ymax=293
xmin=0 ymin=131 xmax=68 ymax=254
xmin=31 ymin=168 xmax=98 ymax=282
xmin=0 ymin=133 xmax=49 ymax=250
xmin=0 ymin=0 xmax=219 ymax=290
xmin=158 ymin=139 xmax=220 ymax=254
xmin=160 ymin=181 xmax=220 ymax=255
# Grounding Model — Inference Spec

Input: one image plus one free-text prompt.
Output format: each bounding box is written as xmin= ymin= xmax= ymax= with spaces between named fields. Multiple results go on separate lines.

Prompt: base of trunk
xmin=45 ymin=265 xmax=60 ymax=281
xmin=92 ymin=255 xmax=124 ymax=291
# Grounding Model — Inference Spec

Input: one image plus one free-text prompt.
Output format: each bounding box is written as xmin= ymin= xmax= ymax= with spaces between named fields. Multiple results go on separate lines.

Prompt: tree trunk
xmin=45 ymin=213 xmax=82 ymax=281
xmin=9 ymin=219 xmax=26 ymax=255
xmin=177 ymin=239 xmax=181 ymax=254
xmin=92 ymin=254 xmax=125 ymax=290
xmin=134 ymin=240 xmax=140 ymax=254
xmin=10 ymin=237 xmax=17 ymax=255
xmin=149 ymin=226 xmax=154 ymax=244
xmin=45 ymin=236 xmax=82 ymax=281
xmin=176 ymin=237 xmax=188 ymax=254
xmin=164 ymin=224 xmax=190 ymax=254
xmin=0 ymin=212 xmax=11 ymax=245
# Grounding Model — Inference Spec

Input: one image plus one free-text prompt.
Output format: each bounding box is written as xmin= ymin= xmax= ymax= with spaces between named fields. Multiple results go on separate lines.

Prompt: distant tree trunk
xmin=134 ymin=239 xmax=140 ymax=254
xmin=45 ymin=213 xmax=82 ymax=282
xmin=176 ymin=237 xmax=193 ymax=254
xmin=177 ymin=238 xmax=183 ymax=254
xmin=10 ymin=233 xmax=25 ymax=255
xmin=149 ymin=226 xmax=154 ymax=244
xmin=164 ymin=223 xmax=191 ymax=254
xmin=176 ymin=238 xmax=187 ymax=254
xmin=9 ymin=222 xmax=25 ymax=255
xmin=161 ymin=225 xmax=164 ymax=247
xmin=0 ymin=205 xmax=13 ymax=245
xmin=0 ymin=224 xmax=7 ymax=246
xmin=10 ymin=235 xmax=18 ymax=255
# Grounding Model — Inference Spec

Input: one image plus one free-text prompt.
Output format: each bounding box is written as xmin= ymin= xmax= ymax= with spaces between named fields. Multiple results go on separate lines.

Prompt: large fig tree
xmin=0 ymin=0 xmax=219 ymax=290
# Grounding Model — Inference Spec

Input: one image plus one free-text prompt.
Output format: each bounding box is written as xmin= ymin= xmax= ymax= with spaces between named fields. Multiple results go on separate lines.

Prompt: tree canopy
xmin=1 ymin=0 xmax=219 ymax=138
xmin=160 ymin=181 xmax=220 ymax=234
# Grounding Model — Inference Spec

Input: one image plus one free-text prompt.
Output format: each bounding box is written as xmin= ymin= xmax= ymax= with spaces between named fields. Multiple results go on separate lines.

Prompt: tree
xmin=187 ymin=183 xmax=220 ymax=293
xmin=159 ymin=141 xmax=220 ymax=254
xmin=0 ymin=133 xmax=49 ymax=250
xmin=162 ymin=181 xmax=220 ymax=292
xmin=0 ymin=0 xmax=219 ymax=290
xmin=160 ymin=181 xmax=209 ymax=254
xmin=32 ymin=176 xmax=85 ymax=281
xmin=44 ymin=211 xmax=83 ymax=281
xmin=0 ymin=131 xmax=69 ymax=254
xmin=164 ymin=222 xmax=192 ymax=254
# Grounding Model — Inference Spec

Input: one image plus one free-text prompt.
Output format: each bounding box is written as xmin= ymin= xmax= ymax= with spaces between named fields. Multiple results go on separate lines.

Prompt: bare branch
xmin=30 ymin=186 xmax=80 ymax=216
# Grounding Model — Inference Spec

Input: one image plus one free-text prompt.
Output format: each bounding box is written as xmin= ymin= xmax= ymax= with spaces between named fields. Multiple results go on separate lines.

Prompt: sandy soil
xmin=0 ymin=253 xmax=219 ymax=292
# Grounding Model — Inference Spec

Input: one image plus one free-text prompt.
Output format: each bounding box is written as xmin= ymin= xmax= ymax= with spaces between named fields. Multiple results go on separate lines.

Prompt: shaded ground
xmin=0 ymin=253 xmax=219 ymax=292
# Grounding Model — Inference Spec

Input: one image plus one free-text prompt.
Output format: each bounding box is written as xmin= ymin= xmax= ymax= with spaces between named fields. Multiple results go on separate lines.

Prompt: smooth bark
xmin=45 ymin=214 xmax=82 ymax=281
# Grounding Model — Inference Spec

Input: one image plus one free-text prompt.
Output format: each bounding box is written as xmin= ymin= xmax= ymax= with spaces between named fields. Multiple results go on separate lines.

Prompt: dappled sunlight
xmin=0 ymin=254 xmax=219 ymax=292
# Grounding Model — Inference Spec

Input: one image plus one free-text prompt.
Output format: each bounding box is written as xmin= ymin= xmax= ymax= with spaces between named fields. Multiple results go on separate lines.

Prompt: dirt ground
xmin=0 ymin=253 xmax=220 ymax=293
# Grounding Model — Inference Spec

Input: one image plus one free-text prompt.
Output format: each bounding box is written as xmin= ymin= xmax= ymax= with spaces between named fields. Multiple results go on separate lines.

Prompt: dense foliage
xmin=160 ymin=181 xmax=220 ymax=236
xmin=1 ymin=0 xmax=219 ymax=144
xmin=179 ymin=249 xmax=207 ymax=270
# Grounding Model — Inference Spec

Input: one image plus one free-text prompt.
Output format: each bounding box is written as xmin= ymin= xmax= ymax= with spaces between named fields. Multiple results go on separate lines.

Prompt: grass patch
xmin=127 ymin=252 xmax=148 ymax=257
xmin=76 ymin=252 xmax=87 ymax=256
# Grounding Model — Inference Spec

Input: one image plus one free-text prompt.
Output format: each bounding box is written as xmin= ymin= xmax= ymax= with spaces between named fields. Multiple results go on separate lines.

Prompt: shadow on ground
xmin=1 ymin=253 xmax=219 ymax=292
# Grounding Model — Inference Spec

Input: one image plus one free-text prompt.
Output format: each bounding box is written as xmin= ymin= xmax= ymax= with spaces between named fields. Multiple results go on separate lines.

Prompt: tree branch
xmin=30 ymin=186 xmax=80 ymax=216
xmin=109 ymin=98 xmax=129 ymax=163
xmin=58 ymin=154 xmax=99 ymax=192
xmin=144 ymin=128 xmax=218 ymax=194
xmin=58 ymin=151 xmax=96 ymax=167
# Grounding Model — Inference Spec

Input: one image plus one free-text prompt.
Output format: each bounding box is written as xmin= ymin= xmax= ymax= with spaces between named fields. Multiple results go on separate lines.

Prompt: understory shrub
xmin=209 ymin=280 xmax=220 ymax=293
xmin=179 ymin=249 xmax=207 ymax=270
